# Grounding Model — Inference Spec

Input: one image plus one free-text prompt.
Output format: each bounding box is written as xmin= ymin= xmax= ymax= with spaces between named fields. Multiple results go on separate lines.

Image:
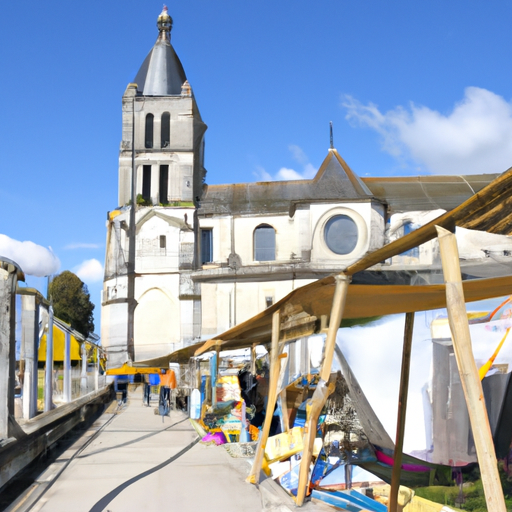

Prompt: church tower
xmin=118 ymin=7 xmax=207 ymax=207
xmin=102 ymin=7 xmax=207 ymax=367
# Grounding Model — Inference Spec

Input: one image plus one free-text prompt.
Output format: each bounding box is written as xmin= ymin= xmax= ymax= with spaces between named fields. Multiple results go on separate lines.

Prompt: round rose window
xmin=324 ymin=215 xmax=358 ymax=255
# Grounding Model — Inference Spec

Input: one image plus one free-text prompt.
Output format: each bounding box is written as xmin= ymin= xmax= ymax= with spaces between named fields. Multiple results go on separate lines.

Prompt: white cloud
xmin=73 ymin=259 xmax=104 ymax=283
xmin=254 ymin=165 xmax=273 ymax=182
xmin=0 ymin=234 xmax=60 ymax=277
xmin=65 ymin=243 xmax=102 ymax=250
xmin=343 ymin=87 xmax=512 ymax=175
xmin=275 ymin=167 xmax=304 ymax=180
xmin=255 ymin=145 xmax=318 ymax=181
xmin=288 ymin=144 xmax=309 ymax=167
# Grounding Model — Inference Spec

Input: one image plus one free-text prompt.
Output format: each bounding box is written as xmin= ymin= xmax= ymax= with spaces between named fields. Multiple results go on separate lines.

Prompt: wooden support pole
xmin=277 ymin=344 xmax=289 ymax=432
xmin=319 ymin=275 xmax=351 ymax=383
xmin=196 ymin=358 xmax=202 ymax=390
xmin=251 ymin=343 xmax=258 ymax=375
xmin=436 ymin=226 xmax=506 ymax=512
xmin=279 ymin=388 xmax=290 ymax=432
xmin=320 ymin=315 xmax=328 ymax=333
xmin=296 ymin=274 xmax=351 ymax=506
xmin=247 ymin=310 xmax=281 ymax=484
xmin=215 ymin=343 xmax=220 ymax=379
xmin=388 ymin=312 xmax=415 ymax=512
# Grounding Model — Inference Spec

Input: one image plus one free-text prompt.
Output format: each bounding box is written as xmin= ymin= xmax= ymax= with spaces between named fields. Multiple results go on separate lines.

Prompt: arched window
xmin=145 ymin=114 xmax=154 ymax=149
xmin=254 ymin=224 xmax=275 ymax=261
xmin=161 ymin=112 xmax=170 ymax=148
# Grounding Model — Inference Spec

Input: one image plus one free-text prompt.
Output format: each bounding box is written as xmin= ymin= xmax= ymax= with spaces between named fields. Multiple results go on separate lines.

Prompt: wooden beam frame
xmin=247 ymin=310 xmax=281 ymax=484
xmin=437 ymin=226 xmax=506 ymax=512
xmin=250 ymin=343 xmax=258 ymax=375
xmin=296 ymin=274 xmax=351 ymax=506
xmin=347 ymin=166 xmax=512 ymax=276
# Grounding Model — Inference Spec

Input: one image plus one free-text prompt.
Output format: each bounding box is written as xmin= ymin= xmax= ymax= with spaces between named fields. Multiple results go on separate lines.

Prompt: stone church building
xmin=101 ymin=8 xmax=510 ymax=367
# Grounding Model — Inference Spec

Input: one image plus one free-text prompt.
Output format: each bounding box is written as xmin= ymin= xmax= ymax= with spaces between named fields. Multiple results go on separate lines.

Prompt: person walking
xmin=159 ymin=368 xmax=177 ymax=410
xmin=145 ymin=372 xmax=160 ymax=406
xmin=143 ymin=374 xmax=150 ymax=406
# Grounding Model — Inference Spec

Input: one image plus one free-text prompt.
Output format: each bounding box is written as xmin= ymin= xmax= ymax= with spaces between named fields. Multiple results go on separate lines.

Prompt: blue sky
xmin=2 ymin=1 xmax=512 ymax=330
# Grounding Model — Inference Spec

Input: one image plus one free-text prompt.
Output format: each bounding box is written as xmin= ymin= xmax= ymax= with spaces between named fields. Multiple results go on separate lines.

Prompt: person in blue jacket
xmin=144 ymin=372 xmax=160 ymax=406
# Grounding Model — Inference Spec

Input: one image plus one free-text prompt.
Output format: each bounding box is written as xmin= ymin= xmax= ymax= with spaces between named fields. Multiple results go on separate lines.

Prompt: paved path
xmin=7 ymin=387 xmax=264 ymax=512
xmin=6 ymin=387 xmax=332 ymax=512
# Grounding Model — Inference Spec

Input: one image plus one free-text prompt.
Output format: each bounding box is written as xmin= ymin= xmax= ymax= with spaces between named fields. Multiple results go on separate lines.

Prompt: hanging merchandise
xmin=216 ymin=375 xmax=242 ymax=403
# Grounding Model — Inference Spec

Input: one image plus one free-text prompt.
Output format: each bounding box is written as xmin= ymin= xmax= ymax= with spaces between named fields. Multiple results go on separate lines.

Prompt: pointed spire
xmin=157 ymin=6 xmax=173 ymax=41
xmin=133 ymin=7 xmax=187 ymax=96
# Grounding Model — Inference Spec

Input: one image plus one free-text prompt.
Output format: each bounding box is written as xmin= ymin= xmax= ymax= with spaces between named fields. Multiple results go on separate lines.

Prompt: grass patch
xmin=415 ymin=465 xmax=512 ymax=511
xmin=415 ymin=485 xmax=461 ymax=506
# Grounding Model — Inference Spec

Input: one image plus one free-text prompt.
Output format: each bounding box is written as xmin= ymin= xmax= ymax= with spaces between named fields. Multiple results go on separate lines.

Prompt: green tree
xmin=49 ymin=271 xmax=95 ymax=338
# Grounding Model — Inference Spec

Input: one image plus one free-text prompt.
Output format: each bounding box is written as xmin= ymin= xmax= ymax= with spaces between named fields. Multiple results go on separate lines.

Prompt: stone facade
xmin=101 ymin=8 xmax=512 ymax=367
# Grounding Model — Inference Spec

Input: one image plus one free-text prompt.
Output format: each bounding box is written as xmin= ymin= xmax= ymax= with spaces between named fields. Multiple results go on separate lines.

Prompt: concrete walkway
xmin=6 ymin=387 xmax=331 ymax=512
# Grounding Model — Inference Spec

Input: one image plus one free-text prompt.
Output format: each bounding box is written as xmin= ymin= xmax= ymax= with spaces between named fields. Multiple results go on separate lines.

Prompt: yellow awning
xmin=144 ymin=274 xmax=511 ymax=365
xmin=38 ymin=325 xmax=82 ymax=362
xmin=194 ymin=275 xmax=512 ymax=357
xmin=106 ymin=363 xmax=162 ymax=376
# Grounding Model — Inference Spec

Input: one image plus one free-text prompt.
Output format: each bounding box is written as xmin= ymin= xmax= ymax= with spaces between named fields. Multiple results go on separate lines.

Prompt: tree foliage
xmin=49 ymin=271 xmax=95 ymax=338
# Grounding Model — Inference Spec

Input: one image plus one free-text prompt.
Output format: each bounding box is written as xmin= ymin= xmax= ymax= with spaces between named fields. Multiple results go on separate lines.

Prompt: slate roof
xmin=199 ymin=149 xmax=376 ymax=216
xmin=199 ymin=148 xmax=500 ymax=215
xmin=363 ymin=173 xmax=499 ymax=214
xmin=133 ymin=7 xmax=187 ymax=96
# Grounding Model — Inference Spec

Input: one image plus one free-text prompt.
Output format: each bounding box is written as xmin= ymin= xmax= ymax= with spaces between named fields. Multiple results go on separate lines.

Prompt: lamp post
xmin=126 ymin=87 xmax=137 ymax=362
